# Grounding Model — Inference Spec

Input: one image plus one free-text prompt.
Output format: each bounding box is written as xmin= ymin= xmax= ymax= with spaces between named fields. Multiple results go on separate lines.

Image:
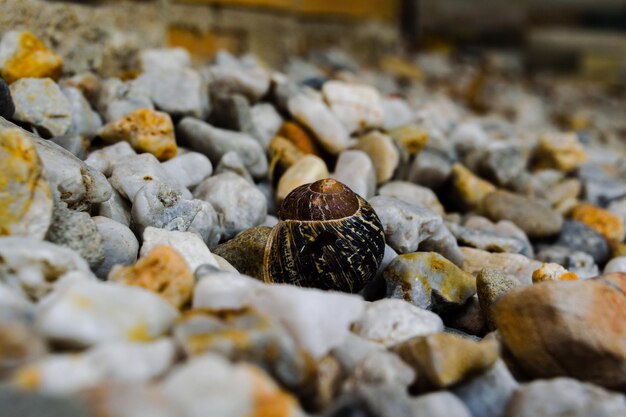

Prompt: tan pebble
xmin=534 ymin=132 xmax=587 ymax=172
xmin=388 ymin=124 xmax=429 ymax=155
xmin=451 ymin=163 xmax=496 ymax=211
xmin=245 ymin=365 xmax=302 ymax=417
xmin=352 ymin=131 xmax=399 ymax=184
xmin=276 ymin=154 xmax=328 ymax=202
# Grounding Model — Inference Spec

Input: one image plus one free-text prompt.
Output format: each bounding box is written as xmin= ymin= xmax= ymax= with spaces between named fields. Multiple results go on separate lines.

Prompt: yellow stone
xmin=245 ymin=365 xmax=302 ymax=417
xmin=99 ymin=108 xmax=177 ymax=161
xmin=268 ymin=135 xmax=305 ymax=183
xmin=109 ymin=245 xmax=194 ymax=309
xmin=534 ymin=132 xmax=587 ymax=172
xmin=276 ymin=154 xmax=328 ymax=202
xmin=451 ymin=163 xmax=496 ymax=211
xmin=388 ymin=124 xmax=429 ymax=155
xmin=1 ymin=32 xmax=63 ymax=84
xmin=353 ymin=131 xmax=399 ymax=184
xmin=532 ymin=263 xmax=578 ymax=283
xmin=380 ymin=55 xmax=423 ymax=81
xmin=0 ymin=128 xmax=52 ymax=238
xmin=571 ymin=203 xmax=626 ymax=246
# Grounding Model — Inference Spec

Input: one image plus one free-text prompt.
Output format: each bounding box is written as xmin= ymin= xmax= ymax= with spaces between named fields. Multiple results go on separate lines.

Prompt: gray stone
xmin=45 ymin=203 xmax=105 ymax=269
xmin=84 ymin=141 xmax=136 ymax=177
xmin=535 ymin=245 xmax=599 ymax=279
xmin=409 ymin=392 xmax=473 ymax=417
xmin=463 ymin=216 xmax=533 ymax=257
xmin=0 ymin=78 xmax=14 ymax=119
xmin=10 ymin=78 xmax=72 ymax=137
xmin=0 ymin=387 xmax=92 ymax=417
xmin=215 ymin=151 xmax=254 ymax=183
xmin=332 ymin=150 xmax=376 ymax=199
xmin=256 ymin=180 xmax=277 ymax=216
xmin=177 ymin=117 xmax=268 ymax=179
xmin=139 ymin=47 xmax=191 ymax=72
xmin=60 ymin=85 xmax=102 ymax=138
xmin=211 ymin=226 xmax=271 ymax=279
xmin=251 ymin=102 xmax=283 ymax=148
xmin=96 ymin=77 xmax=154 ymax=123
xmin=506 ymin=378 xmax=626 ymax=417
xmin=448 ymin=223 xmax=529 ymax=255
xmin=453 ymin=360 xmax=519 ymax=417
xmin=49 ymin=133 xmax=88 ymax=160
xmin=206 ymin=50 xmax=271 ymax=101
xmin=604 ymin=256 xmax=626 ymax=274
xmin=556 ymin=220 xmax=610 ymax=264
xmin=476 ymin=269 xmax=520 ymax=329
xmin=579 ymin=163 xmax=626 ymax=206
xmin=369 ymin=195 xmax=463 ymax=265
xmin=96 ymin=188 xmax=131 ymax=227
xmin=161 ymin=151 xmax=213 ymax=189
xmin=134 ymin=67 xmax=208 ymax=118
xmin=193 ymin=172 xmax=267 ymax=241
xmin=378 ymin=181 xmax=444 ymax=215
xmin=477 ymin=142 xmax=528 ymax=187
xmin=210 ymin=92 xmax=261 ymax=141
xmin=407 ymin=148 xmax=453 ymax=188
xmin=92 ymin=216 xmax=139 ymax=280
xmin=326 ymin=384 xmax=414 ymax=417
xmin=381 ymin=97 xmax=415 ymax=130
xmin=608 ymin=196 xmax=626 ymax=226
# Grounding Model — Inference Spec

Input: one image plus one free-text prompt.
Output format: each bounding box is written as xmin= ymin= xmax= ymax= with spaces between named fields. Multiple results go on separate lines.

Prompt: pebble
xmin=392 ymin=332 xmax=499 ymax=390
xmin=408 ymin=392 xmax=472 ymax=417
xmin=477 ymin=142 xmax=528 ymax=187
xmin=570 ymin=202 xmax=626 ymax=246
xmin=463 ymin=216 xmax=533 ymax=256
xmin=378 ymin=181 xmax=444 ymax=215
xmin=84 ymin=141 xmax=136 ymax=177
xmin=535 ymin=245 xmax=599 ymax=279
xmin=140 ymin=47 xmax=190 ymax=72
xmin=0 ymin=31 xmax=63 ymax=83
xmin=384 ymin=252 xmax=476 ymax=313
xmin=287 ymin=92 xmax=351 ymax=154
xmin=604 ymin=256 xmax=626 ymax=273
xmin=0 ymin=386 xmax=92 ymax=417
xmin=276 ymin=154 xmax=329 ymax=202
xmin=0 ymin=237 xmax=94 ymax=300
xmin=141 ymin=227 xmax=219 ymax=272
xmin=326 ymin=383 xmax=414 ymax=417
xmin=322 ymin=80 xmax=383 ymax=133
xmin=134 ymin=67 xmax=208 ymax=118
xmin=161 ymin=151 xmax=213 ymax=188
xmin=251 ymin=102 xmax=283 ymax=148
xmin=608 ymin=196 xmax=626 ymax=226
xmin=177 ymin=117 xmax=268 ymax=179
xmin=193 ymin=172 xmax=267 ymax=240
xmin=96 ymin=78 xmax=154 ymax=123
xmin=461 ymin=247 xmax=542 ymax=285
xmin=483 ymin=190 xmax=563 ymax=239
xmin=494 ymin=273 xmax=626 ymax=389
xmin=448 ymin=223 xmax=529 ymax=255
xmin=407 ymin=147 xmax=453 ymax=189
xmin=351 ymin=298 xmax=443 ymax=347
xmin=353 ymin=131 xmax=400 ymax=184
xmin=578 ymin=163 xmax=626 ymax=207
xmin=0 ymin=78 xmax=15 ymax=118
xmin=210 ymin=93 xmax=260 ymax=142
xmin=215 ymin=150 xmax=254 ymax=183
xmin=60 ymin=85 xmax=102 ymax=138
xmin=531 ymin=262 xmax=578 ymax=283
xmin=450 ymin=163 xmax=496 ymax=211
xmin=92 ymin=216 xmax=138 ymax=279
xmin=268 ymin=136 xmax=306 ymax=181
xmin=369 ymin=196 xmax=463 ymax=265
xmin=476 ymin=269 xmax=520 ymax=329
xmin=506 ymin=377 xmax=626 ymax=417
xmin=212 ymin=226 xmax=271 ymax=279
xmin=332 ymin=150 xmax=376 ymax=199
xmin=0 ymin=315 xmax=47 ymax=377
xmin=207 ymin=51 xmax=271 ymax=101
xmin=388 ymin=124 xmax=429 ymax=155
xmin=0 ymin=123 xmax=53 ymax=239
xmin=96 ymin=188 xmax=132 ymax=227
xmin=277 ymin=121 xmax=320 ymax=154
xmin=10 ymin=78 xmax=72 ymax=137
xmin=45 ymin=203 xmax=105 ymax=269
xmin=534 ymin=132 xmax=587 ymax=172
xmin=36 ymin=280 xmax=179 ymax=347
xmin=381 ymin=97 xmax=415 ymax=130
xmin=12 ymin=339 xmax=176 ymax=394
xmin=79 ymin=383 xmax=179 ymax=417
xmin=99 ymin=108 xmax=177 ymax=161
xmin=49 ymin=133 xmax=87 ymax=159
xmin=110 ymin=246 xmax=194 ymax=309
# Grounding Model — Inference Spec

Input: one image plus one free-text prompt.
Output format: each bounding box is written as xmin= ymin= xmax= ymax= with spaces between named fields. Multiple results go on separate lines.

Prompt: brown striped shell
xmin=263 ymin=178 xmax=385 ymax=293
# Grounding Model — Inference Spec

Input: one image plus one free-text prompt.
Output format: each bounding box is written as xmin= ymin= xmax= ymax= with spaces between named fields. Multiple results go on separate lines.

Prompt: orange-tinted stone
xmin=278 ymin=121 xmax=319 ymax=155
xmin=1 ymin=32 xmax=63 ymax=84
xmin=571 ymin=203 xmax=625 ymax=246
xmin=532 ymin=263 xmax=578 ymax=283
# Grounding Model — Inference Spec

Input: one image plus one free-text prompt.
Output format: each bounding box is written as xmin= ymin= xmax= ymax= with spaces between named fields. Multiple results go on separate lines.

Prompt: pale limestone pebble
xmin=36 ymin=280 xmax=179 ymax=347
xmin=0 ymin=282 xmax=34 ymax=319
xmin=161 ymin=152 xmax=213 ymax=188
xmin=131 ymin=180 xmax=221 ymax=247
xmin=461 ymin=247 xmax=541 ymax=285
xmin=139 ymin=47 xmax=191 ymax=72
xmin=177 ymin=117 xmax=268 ymax=179
xmin=535 ymin=246 xmax=599 ymax=280
xmin=407 ymin=147 xmax=453 ymax=188
xmin=215 ymin=151 xmax=254 ymax=183
xmin=408 ymin=392 xmax=473 ymax=417
xmin=449 ymin=122 xmax=490 ymax=158
xmin=11 ymin=339 xmax=176 ymax=394
xmin=378 ymin=181 xmax=444 ymax=216
xmin=251 ymin=102 xmax=283 ymax=148
xmin=0 ymin=31 xmax=63 ymax=83
xmin=604 ymin=256 xmax=626 ymax=273
xmin=49 ymin=133 xmax=88 ymax=159
xmin=0 ymin=237 xmax=94 ymax=300
xmin=193 ymin=172 xmax=267 ymax=240
xmin=84 ymin=141 xmax=136 ymax=177
xmin=193 ymin=272 xmax=365 ymax=358
xmin=351 ymin=298 xmax=444 ymax=347
xmin=96 ymin=77 xmax=154 ymax=123
xmin=92 ymin=216 xmax=139 ymax=280
xmin=133 ymin=67 xmax=208 ymax=119
xmin=531 ymin=262 xmax=578 ymax=283
xmin=60 ymin=85 xmax=102 ymax=138
xmin=141 ymin=227 xmax=219 ymax=272
xmin=160 ymin=353 xmax=304 ymax=417
xmin=287 ymin=91 xmax=351 ymax=154
xmin=332 ymin=150 xmax=377 ymax=199
xmin=207 ymin=50 xmax=271 ymax=101
xmin=322 ymin=80 xmax=384 ymax=133
xmin=353 ymin=131 xmax=400 ymax=184
xmin=108 ymin=153 xmax=191 ymax=201
xmin=0 ymin=123 xmax=53 ymax=239
xmin=369 ymin=196 xmax=463 ymax=265
xmin=381 ymin=96 xmax=415 ymax=130
xmin=448 ymin=222 xmax=529 ymax=256
xmin=262 ymin=215 xmax=279 ymax=228
xmin=212 ymin=254 xmax=240 ymax=273
xmin=463 ymin=216 xmax=533 ymax=256
xmin=276 ymin=154 xmax=329 ymax=202
xmin=96 ymin=188 xmax=132 ymax=227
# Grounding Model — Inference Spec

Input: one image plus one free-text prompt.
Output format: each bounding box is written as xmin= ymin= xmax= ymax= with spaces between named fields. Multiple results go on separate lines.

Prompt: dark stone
xmin=0 ymin=78 xmax=15 ymax=119
xmin=211 ymin=226 xmax=271 ymax=279
xmin=578 ymin=163 xmax=626 ymax=207
xmin=556 ymin=220 xmax=610 ymax=264
xmin=0 ymin=387 xmax=92 ymax=417
xmin=325 ymin=385 xmax=413 ymax=417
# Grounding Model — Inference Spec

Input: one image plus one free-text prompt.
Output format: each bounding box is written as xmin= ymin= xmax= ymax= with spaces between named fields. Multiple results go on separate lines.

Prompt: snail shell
xmin=263 ymin=178 xmax=385 ymax=293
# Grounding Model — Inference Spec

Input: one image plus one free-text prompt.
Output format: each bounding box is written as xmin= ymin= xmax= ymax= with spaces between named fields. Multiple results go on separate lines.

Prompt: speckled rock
xmin=332 ymin=150 xmax=376 ymax=199
xmin=212 ymin=226 xmax=271 ymax=279
xmin=534 ymin=132 xmax=587 ymax=172
xmin=353 ymin=131 xmax=399 ymax=184
xmin=351 ymin=298 xmax=443 ymax=347
xmin=483 ymin=190 xmax=563 ymax=239
xmin=96 ymin=78 xmax=154 ymax=123
xmin=276 ymin=154 xmax=329 ymax=202
xmin=0 ymin=78 xmax=14 ymax=118
xmin=557 ymin=220 xmax=609 ymax=266
xmin=36 ymin=280 xmax=179 ymax=347
xmin=494 ymin=273 xmax=626 ymax=389
xmin=450 ymin=163 xmax=496 ymax=211
xmin=476 ymin=269 xmax=520 ymax=330
xmin=463 ymin=216 xmax=533 ymax=256
xmin=84 ymin=141 xmax=136 ymax=177
xmin=0 ymin=31 xmax=63 ymax=83
xmin=92 ymin=216 xmax=138 ymax=280
xmin=10 ymin=78 xmax=71 ymax=137
xmin=60 ymin=85 xmax=102 ymax=138
xmin=141 ymin=227 xmax=219 ymax=272
xmin=448 ymin=223 xmax=529 ymax=256
xmin=461 ymin=247 xmax=542 ymax=285
xmin=193 ymin=173 xmax=267 ymax=241
xmin=570 ymin=203 xmax=625 ymax=246
xmin=99 ymin=108 xmax=177 ymax=161
xmin=384 ymin=252 xmax=476 ymax=313
xmin=322 ymin=80 xmax=383 ymax=133
xmin=161 ymin=152 xmax=213 ymax=188
xmin=392 ymin=332 xmax=499 ymax=390
xmin=378 ymin=181 xmax=444 ymax=216
xmin=0 ymin=123 xmax=53 ymax=239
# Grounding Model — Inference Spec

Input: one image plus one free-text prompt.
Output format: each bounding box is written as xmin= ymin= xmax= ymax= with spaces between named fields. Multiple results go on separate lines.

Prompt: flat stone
xmin=36 ymin=280 xmax=179 ymax=347
xmin=353 ymin=131 xmax=399 ymax=184
xmin=476 ymin=269 xmax=520 ymax=330
xmin=60 ymin=85 xmax=102 ymax=138
xmin=351 ymin=298 xmax=443 ymax=347
xmin=161 ymin=151 xmax=213 ymax=188
xmin=177 ymin=117 xmax=268 ymax=179
xmin=92 ymin=216 xmax=138 ymax=280
xmin=84 ymin=141 xmax=136 ymax=177
xmin=96 ymin=78 xmax=154 ymax=123
xmin=0 ymin=78 xmax=15 ymax=118
xmin=207 ymin=51 xmax=271 ymax=101
xmin=378 ymin=181 xmax=444 ymax=215
xmin=212 ymin=226 xmax=271 ymax=279
xmin=384 ymin=252 xmax=476 ymax=313
xmin=461 ymin=247 xmax=541 ymax=285
xmin=140 ymin=47 xmax=190 ymax=72
xmin=322 ymin=80 xmax=383 ymax=134
xmin=141 ymin=227 xmax=219 ymax=273
xmin=193 ymin=173 xmax=267 ymax=241
xmin=332 ymin=150 xmax=376 ymax=199
xmin=99 ymin=108 xmax=177 ymax=161
xmin=571 ymin=203 xmax=625 ymax=246
xmin=276 ymin=154 xmax=329 ymax=202
xmin=462 ymin=216 xmax=533 ymax=256
xmin=10 ymin=78 xmax=71 ymax=137
xmin=448 ymin=223 xmax=529 ymax=256
xmin=450 ymin=163 xmax=497 ymax=212
xmin=0 ymin=31 xmax=63 ymax=84
xmin=0 ymin=123 xmax=53 ymax=239
xmin=408 ymin=392 xmax=472 ymax=417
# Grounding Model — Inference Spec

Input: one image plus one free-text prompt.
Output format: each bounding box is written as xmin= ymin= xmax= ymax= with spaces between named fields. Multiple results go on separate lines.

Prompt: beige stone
xmin=276 ymin=154 xmax=328 ymax=202
xmin=353 ymin=131 xmax=399 ymax=184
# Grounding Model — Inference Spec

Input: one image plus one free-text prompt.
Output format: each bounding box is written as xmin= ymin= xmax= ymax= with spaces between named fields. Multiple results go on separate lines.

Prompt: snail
xmin=263 ymin=178 xmax=385 ymax=293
